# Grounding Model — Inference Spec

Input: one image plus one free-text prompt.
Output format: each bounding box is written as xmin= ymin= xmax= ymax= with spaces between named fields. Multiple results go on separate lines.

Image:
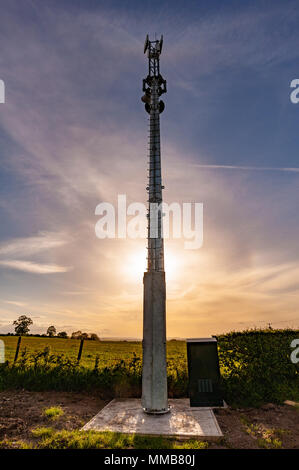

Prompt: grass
xmin=43 ymin=406 xmax=64 ymax=420
xmin=0 ymin=427 xmax=209 ymax=449
xmin=240 ymin=415 xmax=284 ymax=449
xmin=0 ymin=336 xmax=186 ymax=368
xmin=32 ymin=428 xmax=209 ymax=449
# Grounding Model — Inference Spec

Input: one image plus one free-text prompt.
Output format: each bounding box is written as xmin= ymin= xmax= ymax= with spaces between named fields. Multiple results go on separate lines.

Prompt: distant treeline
xmin=0 ymin=332 xmax=101 ymax=341
xmin=7 ymin=315 xmax=101 ymax=341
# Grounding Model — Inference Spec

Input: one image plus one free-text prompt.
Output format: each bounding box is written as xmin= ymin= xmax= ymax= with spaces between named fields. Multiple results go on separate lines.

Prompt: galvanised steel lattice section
xmin=141 ymin=36 xmax=167 ymax=272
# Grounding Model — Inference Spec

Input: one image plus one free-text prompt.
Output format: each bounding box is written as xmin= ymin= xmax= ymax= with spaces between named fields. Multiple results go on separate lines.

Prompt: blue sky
xmin=0 ymin=0 xmax=298 ymax=337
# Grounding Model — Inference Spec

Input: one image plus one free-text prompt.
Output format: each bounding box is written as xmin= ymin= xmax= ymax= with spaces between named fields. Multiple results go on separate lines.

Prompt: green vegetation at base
xmin=43 ymin=406 xmax=64 ymax=420
xmin=240 ymin=415 xmax=286 ymax=449
xmin=0 ymin=329 xmax=298 ymax=407
xmin=0 ymin=427 xmax=209 ymax=449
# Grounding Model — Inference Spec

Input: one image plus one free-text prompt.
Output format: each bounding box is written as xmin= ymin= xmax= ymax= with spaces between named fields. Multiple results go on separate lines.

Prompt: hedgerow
xmin=217 ymin=329 xmax=299 ymax=406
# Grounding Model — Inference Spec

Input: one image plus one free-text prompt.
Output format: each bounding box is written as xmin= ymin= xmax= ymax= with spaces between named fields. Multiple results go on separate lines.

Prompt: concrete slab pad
xmin=82 ymin=398 xmax=223 ymax=440
xmin=284 ymin=400 xmax=299 ymax=407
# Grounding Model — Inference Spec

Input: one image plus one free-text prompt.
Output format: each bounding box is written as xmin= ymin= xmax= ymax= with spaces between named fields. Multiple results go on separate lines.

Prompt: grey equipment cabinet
xmin=187 ymin=338 xmax=223 ymax=407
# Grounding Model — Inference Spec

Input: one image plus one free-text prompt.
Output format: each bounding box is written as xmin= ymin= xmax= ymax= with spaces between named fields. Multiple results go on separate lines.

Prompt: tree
xmin=71 ymin=331 xmax=89 ymax=340
xmin=57 ymin=331 xmax=68 ymax=339
xmin=47 ymin=326 xmax=56 ymax=337
xmin=13 ymin=315 xmax=33 ymax=336
xmin=90 ymin=333 xmax=100 ymax=341
xmin=71 ymin=330 xmax=83 ymax=340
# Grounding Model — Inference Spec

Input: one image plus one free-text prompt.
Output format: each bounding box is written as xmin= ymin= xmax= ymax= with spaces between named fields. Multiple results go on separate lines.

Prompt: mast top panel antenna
xmin=144 ymin=34 xmax=163 ymax=57
xmin=141 ymin=34 xmax=167 ymax=114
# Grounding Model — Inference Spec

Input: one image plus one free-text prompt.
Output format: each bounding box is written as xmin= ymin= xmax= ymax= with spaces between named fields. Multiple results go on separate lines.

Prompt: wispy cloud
xmin=0 ymin=232 xmax=72 ymax=275
xmin=193 ymin=164 xmax=299 ymax=173
xmin=0 ymin=1 xmax=298 ymax=336
xmin=0 ymin=260 xmax=71 ymax=274
xmin=0 ymin=232 xmax=69 ymax=257
xmin=3 ymin=300 xmax=26 ymax=307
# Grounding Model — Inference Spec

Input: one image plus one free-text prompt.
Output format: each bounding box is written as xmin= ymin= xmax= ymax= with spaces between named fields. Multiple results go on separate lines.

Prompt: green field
xmin=0 ymin=336 xmax=187 ymax=368
xmin=1 ymin=330 xmax=298 ymax=407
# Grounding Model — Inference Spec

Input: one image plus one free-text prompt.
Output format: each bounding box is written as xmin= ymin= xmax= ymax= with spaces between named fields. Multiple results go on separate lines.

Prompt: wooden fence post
xmin=77 ymin=339 xmax=84 ymax=363
xmin=14 ymin=336 xmax=22 ymax=363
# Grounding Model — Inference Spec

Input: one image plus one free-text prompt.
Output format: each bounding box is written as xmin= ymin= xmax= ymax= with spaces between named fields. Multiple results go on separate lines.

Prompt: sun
xmin=125 ymin=249 xmax=178 ymax=282
xmin=164 ymin=251 xmax=178 ymax=281
xmin=127 ymin=250 xmax=147 ymax=281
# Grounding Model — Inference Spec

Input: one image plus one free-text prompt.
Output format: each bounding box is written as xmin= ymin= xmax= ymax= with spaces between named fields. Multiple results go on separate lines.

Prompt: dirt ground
xmin=0 ymin=391 xmax=298 ymax=449
xmin=0 ymin=390 xmax=108 ymax=445
xmin=211 ymin=404 xmax=299 ymax=449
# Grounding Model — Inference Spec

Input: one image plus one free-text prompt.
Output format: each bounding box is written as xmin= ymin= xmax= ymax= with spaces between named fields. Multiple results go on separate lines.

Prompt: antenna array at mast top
xmin=144 ymin=34 xmax=163 ymax=58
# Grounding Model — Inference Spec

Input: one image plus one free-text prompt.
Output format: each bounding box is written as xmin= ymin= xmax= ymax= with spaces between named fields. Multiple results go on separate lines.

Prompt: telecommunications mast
xmin=141 ymin=34 xmax=169 ymax=414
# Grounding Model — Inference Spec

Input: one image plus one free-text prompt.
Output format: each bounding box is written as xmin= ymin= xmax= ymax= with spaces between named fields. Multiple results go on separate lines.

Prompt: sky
xmin=0 ymin=0 xmax=298 ymax=338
